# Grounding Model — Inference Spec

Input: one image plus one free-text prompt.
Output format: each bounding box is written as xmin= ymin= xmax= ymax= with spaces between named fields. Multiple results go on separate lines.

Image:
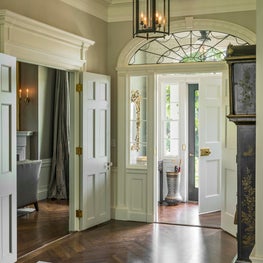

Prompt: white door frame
xmin=115 ymin=19 xmax=256 ymax=227
xmin=156 ymin=73 xmax=223 ymax=210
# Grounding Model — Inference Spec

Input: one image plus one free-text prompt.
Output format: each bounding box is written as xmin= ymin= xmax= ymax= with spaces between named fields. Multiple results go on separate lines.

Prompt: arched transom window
xmin=129 ymin=30 xmax=249 ymax=65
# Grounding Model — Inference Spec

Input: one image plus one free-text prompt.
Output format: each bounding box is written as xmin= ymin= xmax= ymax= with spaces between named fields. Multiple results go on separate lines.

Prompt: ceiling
xmin=61 ymin=0 xmax=256 ymax=22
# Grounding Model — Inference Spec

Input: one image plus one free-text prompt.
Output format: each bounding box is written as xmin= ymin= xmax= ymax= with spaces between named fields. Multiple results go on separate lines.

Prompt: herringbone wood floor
xmin=17 ymin=199 xmax=69 ymax=258
xmin=158 ymin=202 xmax=221 ymax=228
xmin=17 ymin=200 xmax=236 ymax=263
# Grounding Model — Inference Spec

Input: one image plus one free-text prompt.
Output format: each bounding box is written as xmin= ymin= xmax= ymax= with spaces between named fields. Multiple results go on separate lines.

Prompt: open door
xmin=199 ymin=74 xmax=222 ymax=214
xmin=220 ymin=70 xmax=237 ymax=236
xmin=79 ymin=72 xmax=111 ymax=230
xmin=0 ymin=53 xmax=17 ymax=263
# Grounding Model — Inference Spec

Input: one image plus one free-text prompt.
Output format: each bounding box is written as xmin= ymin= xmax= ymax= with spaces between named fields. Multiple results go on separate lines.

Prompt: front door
xmin=199 ymin=74 xmax=222 ymax=214
xmin=188 ymin=83 xmax=199 ymax=201
xmin=79 ymin=72 xmax=111 ymax=230
xmin=0 ymin=53 xmax=17 ymax=263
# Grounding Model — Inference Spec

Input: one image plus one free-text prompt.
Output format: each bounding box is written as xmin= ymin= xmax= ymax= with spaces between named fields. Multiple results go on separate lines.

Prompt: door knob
xmin=105 ymin=162 xmax=113 ymax=170
xmin=189 ymin=153 xmax=194 ymax=157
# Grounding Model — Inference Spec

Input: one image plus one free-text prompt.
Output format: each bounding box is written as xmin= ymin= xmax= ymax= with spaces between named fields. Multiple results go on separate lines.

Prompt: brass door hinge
xmin=76 ymin=147 xmax=83 ymax=155
xmin=76 ymin=209 xmax=83 ymax=218
xmin=76 ymin=83 xmax=83 ymax=92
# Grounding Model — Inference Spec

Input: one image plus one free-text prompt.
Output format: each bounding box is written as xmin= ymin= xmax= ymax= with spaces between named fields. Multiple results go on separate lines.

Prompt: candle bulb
xmin=19 ymin=89 xmax=22 ymax=99
xmin=24 ymin=88 xmax=30 ymax=104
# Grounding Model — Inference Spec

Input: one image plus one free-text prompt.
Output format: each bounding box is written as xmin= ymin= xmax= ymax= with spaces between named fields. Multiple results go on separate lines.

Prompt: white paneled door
xmin=221 ymin=71 xmax=237 ymax=236
xmin=0 ymin=53 xmax=17 ymax=263
xmin=199 ymin=75 xmax=222 ymax=214
xmin=79 ymin=72 xmax=111 ymax=230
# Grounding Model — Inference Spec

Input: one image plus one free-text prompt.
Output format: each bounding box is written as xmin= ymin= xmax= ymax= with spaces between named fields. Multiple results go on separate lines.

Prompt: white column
xmin=251 ymin=1 xmax=263 ymax=262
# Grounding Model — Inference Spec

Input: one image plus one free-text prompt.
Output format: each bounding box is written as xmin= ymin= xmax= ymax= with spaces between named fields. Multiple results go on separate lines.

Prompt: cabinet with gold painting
xmin=225 ymin=44 xmax=256 ymax=263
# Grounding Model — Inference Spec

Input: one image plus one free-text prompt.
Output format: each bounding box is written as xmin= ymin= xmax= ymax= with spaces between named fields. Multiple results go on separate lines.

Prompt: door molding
xmin=115 ymin=19 xmax=256 ymax=224
xmin=0 ymin=10 xmax=96 ymax=232
xmin=0 ymin=10 xmax=94 ymax=70
xmin=117 ymin=18 xmax=256 ymax=69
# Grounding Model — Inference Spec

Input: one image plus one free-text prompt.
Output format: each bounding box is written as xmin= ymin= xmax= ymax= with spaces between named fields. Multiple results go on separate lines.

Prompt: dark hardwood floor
xmin=17 ymin=220 xmax=236 ymax=263
xmin=158 ymin=202 xmax=221 ymax=228
xmin=17 ymin=199 xmax=69 ymax=258
xmin=17 ymin=200 xmax=235 ymax=263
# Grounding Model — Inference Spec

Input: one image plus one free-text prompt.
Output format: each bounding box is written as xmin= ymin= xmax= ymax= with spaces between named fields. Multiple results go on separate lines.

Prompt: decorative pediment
xmin=0 ymin=10 xmax=95 ymax=70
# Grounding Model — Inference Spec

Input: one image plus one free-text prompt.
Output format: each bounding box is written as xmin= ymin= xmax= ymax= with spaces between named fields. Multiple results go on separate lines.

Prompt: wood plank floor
xmin=17 ymin=220 xmax=236 ymax=263
xmin=17 ymin=199 xmax=69 ymax=258
xmin=17 ymin=200 xmax=235 ymax=263
xmin=158 ymin=202 xmax=221 ymax=228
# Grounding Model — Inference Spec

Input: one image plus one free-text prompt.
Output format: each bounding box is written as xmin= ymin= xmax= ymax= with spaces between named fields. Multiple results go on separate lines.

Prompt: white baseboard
xmin=251 ymin=256 xmax=263 ymax=263
xmin=111 ymin=206 xmax=128 ymax=220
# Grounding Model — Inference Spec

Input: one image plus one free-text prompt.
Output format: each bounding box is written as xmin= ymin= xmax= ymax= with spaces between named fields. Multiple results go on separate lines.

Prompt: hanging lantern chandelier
xmin=133 ymin=0 xmax=170 ymax=39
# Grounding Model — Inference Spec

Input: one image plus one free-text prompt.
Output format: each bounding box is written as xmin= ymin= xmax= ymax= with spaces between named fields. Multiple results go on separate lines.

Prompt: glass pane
xmin=129 ymin=76 xmax=147 ymax=166
xmin=129 ymin=30 xmax=249 ymax=65
xmin=170 ymin=102 xmax=179 ymax=120
xmin=170 ymin=121 xmax=179 ymax=139
xmin=162 ymin=82 xmax=180 ymax=158
xmin=164 ymin=138 xmax=179 ymax=156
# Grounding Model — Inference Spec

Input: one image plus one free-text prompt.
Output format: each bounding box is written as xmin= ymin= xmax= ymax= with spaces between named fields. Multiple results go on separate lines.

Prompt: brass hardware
xmin=76 ymin=83 xmax=83 ymax=92
xmin=200 ymin=148 xmax=211 ymax=156
xmin=76 ymin=147 xmax=83 ymax=155
xmin=76 ymin=209 xmax=83 ymax=218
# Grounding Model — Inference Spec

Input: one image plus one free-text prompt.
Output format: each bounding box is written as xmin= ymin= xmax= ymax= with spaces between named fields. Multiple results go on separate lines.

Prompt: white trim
xmin=60 ymin=0 xmax=109 ymax=22
xmin=0 ymin=10 xmax=95 ymax=70
xmin=115 ymin=18 xmax=256 ymax=225
xmin=63 ymin=0 xmax=256 ymax=23
xmin=117 ymin=19 xmax=256 ymax=69
xmin=170 ymin=0 xmax=255 ymax=19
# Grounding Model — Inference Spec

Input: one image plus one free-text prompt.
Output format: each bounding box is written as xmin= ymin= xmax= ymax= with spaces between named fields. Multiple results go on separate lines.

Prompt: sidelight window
xmin=129 ymin=76 xmax=148 ymax=166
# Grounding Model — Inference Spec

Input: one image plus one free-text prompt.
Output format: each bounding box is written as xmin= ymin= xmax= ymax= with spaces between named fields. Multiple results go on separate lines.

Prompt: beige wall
xmin=0 ymin=1 xmax=256 ymax=166
xmin=0 ymin=0 xmax=108 ymax=74
xmin=107 ymin=21 xmax=132 ymax=165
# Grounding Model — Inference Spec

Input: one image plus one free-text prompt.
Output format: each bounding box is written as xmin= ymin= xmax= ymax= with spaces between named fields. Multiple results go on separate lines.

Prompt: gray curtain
xmin=48 ymin=70 xmax=70 ymax=199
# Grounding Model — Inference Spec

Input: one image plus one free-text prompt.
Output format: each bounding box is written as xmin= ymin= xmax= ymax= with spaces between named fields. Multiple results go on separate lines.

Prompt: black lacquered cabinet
xmin=225 ymin=44 xmax=256 ymax=263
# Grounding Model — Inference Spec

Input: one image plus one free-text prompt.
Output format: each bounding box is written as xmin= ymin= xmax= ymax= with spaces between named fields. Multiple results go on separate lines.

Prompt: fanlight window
xmin=129 ymin=30 xmax=249 ymax=65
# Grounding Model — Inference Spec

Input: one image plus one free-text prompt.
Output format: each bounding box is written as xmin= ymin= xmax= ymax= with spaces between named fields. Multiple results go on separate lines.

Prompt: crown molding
xmin=60 ymin=0 xmax=109 ymax=22
xmin=0 ymin=9 xmax=95 ymax=70
xmin=62 ymin=0 xmax=256 ymax=23
xmin=170 ymin=0 xmax=256 ymax=18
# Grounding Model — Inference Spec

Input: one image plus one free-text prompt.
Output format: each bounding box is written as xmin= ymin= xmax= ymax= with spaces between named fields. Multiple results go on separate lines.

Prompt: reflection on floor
xmin=158 ymin=202 xmax=221 ymax=228
xmin=17 ymin=199 xmax=69 ymax=258
xmin=17 ymin=220 xmax=236 ymax=263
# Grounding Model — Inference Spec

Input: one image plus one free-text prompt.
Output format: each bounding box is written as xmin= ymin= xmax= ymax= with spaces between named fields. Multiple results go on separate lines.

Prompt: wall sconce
xmin=19 ymin=88 xmax=30 ymax=104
